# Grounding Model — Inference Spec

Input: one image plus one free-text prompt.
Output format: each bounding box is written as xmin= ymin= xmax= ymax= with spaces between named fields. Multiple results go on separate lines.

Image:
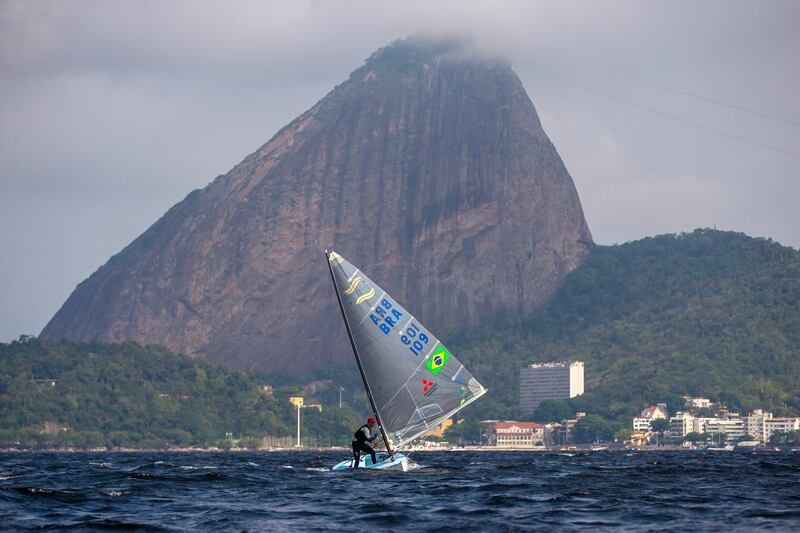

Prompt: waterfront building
xmin=492 ymin=421 xmax=544 ymax=447
xmin=692 ymin=417 xmax=719 ymax=434
xmin=543 ymin=423 xmax=561 ymax=446
xmin=745 ymin=410 xmax=773 ymax=442
xmin=668 ymin=402 xmax=798 ymax=443
xmin=520 ymin=361 xmax=584 ymax=414
xmin=764 ymin=418 xmax=800 ymax=442
xmin=670 ymin=412 xmax=696 ymax=437
xmin=632 ymin=404 xmax=669 ymax=432
xmin=557 ymin=412 xmax=586 ymax=445
xmin=705 ymin=418 xmax=745 ymax=440
xmin=629 ymin=431 xmax=648 ymax=447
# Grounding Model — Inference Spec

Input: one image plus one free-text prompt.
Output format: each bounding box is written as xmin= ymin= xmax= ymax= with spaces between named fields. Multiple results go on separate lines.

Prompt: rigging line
xmin=648 ymin=83 xmax=800 ymax=128
xmin=380 ymin=345 xmax=438 ymax=409
xmin=563 ymin=78 xmax=800 ymax=159
xmin=394 ymin=388 xmax=488 ymax=451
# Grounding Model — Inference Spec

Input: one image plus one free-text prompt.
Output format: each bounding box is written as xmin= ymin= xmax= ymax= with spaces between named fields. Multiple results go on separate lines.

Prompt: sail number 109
xmin=399 ymin=322 xmax=430 ymax=356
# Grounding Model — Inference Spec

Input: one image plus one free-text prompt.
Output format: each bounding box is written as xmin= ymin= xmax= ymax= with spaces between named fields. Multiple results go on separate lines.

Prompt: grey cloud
xmin=1 ymin=0 xmax=798 ymax=341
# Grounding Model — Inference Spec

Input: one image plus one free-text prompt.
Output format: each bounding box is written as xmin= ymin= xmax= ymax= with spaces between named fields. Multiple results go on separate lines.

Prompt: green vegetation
xmin=769 ymin=430 xmax=800 ymax=446
xmin=573 ymin=414 xmax=615 ymax=444
xmin=446 ymin=229 xmax=800 ymax=432
xmin=531 ymin=400 xmax=572 ymax=423
xmin=0 ymin=338 xmax=360 ymax=449
xmin=443 ymin=417 xmax=482 ymax=445
xmin=684 ymin=432 xmax=711 ymax=443
xmin=650 ymin=418 xmax=670 ymax=433
xmin=4 ymin=229 xmax=797 ymax=447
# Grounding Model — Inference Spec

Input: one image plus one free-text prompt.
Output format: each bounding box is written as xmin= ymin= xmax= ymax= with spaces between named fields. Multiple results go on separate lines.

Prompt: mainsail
xmin=327 ymin=251 xmax=487 ymax=451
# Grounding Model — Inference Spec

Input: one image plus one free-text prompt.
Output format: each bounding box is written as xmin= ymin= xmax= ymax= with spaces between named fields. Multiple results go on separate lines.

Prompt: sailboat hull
xmin=331 ymin=452 xmax=409 ymax=472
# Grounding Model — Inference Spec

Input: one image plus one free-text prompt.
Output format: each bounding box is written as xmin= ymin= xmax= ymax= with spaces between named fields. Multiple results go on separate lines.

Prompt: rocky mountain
xmin=41 ymin=36 xmax=593 ymax=374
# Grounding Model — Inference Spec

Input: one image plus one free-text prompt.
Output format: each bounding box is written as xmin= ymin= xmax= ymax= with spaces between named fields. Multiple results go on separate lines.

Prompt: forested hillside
xmin=0 ymin=339 xmax=359 ymax=449
xmin=5 ymin=229 xmax=797 ymax=448
xmin=447 ymin=229 xmax=800 ymax=424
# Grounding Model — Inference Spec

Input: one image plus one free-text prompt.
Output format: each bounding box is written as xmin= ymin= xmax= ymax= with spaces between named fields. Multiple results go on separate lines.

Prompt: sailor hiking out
xmin=352 ymin=417 xmax=380 ymax=467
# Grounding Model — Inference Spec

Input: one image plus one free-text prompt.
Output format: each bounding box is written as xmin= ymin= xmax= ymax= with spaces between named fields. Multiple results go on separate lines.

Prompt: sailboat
xmin=326 ymin=251 xmax=487 ymax=471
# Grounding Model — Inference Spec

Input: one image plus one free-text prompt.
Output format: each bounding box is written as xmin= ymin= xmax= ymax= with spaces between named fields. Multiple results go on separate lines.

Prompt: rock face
xmin=41 ymin=37 xmax=593 ymax=374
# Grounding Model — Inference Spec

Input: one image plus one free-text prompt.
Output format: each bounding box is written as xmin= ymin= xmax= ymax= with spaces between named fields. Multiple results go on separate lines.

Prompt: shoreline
xmin=1 ymin=445 xmax=796 ymax=453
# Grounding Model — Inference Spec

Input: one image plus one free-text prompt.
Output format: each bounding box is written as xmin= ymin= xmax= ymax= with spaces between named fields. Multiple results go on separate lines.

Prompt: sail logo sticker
xmin=344 ymin=276 xmax=362 ymax=295
xmin=422 ymin=378 xmax=438 ymax=396
xmin=426 ymin=345 xmax=451 ymax=375
xmin=355 ymin=287 xmax=375 ymax=305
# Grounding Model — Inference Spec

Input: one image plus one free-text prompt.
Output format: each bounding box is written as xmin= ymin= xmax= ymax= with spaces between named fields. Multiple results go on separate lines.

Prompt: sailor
xmin=352 ymin=416 xmax=380 ymax=468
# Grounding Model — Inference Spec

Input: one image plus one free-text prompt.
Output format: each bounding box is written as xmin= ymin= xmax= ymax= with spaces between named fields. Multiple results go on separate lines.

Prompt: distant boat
xmin=734 ymin=441 xmax=761 ymax=452
xmin=326 ymin=251 xmax=487 ymax=471
xmin=707 ymin=445 xmax=734 ymax=451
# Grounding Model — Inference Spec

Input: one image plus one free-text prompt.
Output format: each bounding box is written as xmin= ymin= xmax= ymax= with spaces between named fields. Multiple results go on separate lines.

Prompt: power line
xmin=649 ymin=83 xmax=800 ymax=128
xmin=553 ymin=75 xmax=800 ymax=159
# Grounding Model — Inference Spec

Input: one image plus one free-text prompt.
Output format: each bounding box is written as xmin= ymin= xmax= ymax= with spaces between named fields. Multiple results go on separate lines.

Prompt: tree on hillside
xmin=650 ymin=418 xmax=670 ymax=433
xmin=684 ymin=432 xmax=710 ymax=444
xmin=649 ymin=418 xmax=670 ymax=446
xmin=573 ymin=415 xmax=615 ymax=443
xmin=531 ymin=400 xmax=572 ymax=423
xmin=444 ymin=417 xmax=482 ymax=445
xmin=769 ymin=430 xmax=799 ymax=445
xmin=614 ymin=428 xmax=632 ymax=442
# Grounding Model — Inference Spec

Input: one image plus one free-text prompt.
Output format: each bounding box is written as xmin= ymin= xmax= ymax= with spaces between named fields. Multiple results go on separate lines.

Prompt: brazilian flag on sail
xmin=426 ymin=345 xmax=451 ymax=375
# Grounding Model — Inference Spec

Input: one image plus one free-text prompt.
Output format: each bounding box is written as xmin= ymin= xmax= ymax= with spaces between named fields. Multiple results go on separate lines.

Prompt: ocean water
xmin=1 ymin=450 xmax=798 ymax=531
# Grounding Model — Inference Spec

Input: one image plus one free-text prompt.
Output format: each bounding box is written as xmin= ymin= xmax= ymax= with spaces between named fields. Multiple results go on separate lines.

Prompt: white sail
xmin=328 ymin=251 xmax=486 ymax=450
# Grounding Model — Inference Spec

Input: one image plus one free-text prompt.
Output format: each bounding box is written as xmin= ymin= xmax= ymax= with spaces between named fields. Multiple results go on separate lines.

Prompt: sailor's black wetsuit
xmin=352 ymin=424 xmax=377 ymax=468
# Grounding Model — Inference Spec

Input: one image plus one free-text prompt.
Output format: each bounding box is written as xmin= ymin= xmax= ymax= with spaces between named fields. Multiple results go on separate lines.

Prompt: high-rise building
xmin=520 ymin=361 xmax=584 ymax=415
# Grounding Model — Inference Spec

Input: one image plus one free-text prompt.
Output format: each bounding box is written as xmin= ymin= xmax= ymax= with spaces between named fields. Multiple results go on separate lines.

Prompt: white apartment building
xmin=670 ymin=412 xmax=695 ymax=437
xmin=683 ymin=396 xmax=712 ymax=410
xmin=693 ymin=417 xmax=720 ymax=434
xmin=705 ymin=419 xmax=746 ymax=440
xmin=520 ymin=361 xmax=584 ymax=415
xmin=672 ymin=409 xmax=798 ymax=443
xmin=744 ymin=410 xmax=772 ymax=442
xmin=632 ymin=404 xmax=669 ymax=432
xmin=742 ymin=411 xmax=800 ymax=443
xmin=765 ymin=418 xmax=800 ymax=441
xmin=670 ymin=413 xmax=725 ymax=436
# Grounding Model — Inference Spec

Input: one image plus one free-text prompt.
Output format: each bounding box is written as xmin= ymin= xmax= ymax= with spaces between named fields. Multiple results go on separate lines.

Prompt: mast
xmin=325 ymin=250 xmax=394 ymax=456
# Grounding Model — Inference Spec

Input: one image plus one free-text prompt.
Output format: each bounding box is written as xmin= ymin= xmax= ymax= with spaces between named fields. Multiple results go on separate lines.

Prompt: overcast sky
xmin=1 ymin=0 xmax=798 ymax=341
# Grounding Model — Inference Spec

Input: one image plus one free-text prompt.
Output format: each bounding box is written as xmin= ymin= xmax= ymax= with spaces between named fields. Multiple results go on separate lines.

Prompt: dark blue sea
xmin=1 ymin=450 xmax=798 ymax=531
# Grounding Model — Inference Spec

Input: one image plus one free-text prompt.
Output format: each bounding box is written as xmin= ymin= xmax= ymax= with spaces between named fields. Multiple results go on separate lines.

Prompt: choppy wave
xmin=0 ymin=450 xmax=798 ymax=531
